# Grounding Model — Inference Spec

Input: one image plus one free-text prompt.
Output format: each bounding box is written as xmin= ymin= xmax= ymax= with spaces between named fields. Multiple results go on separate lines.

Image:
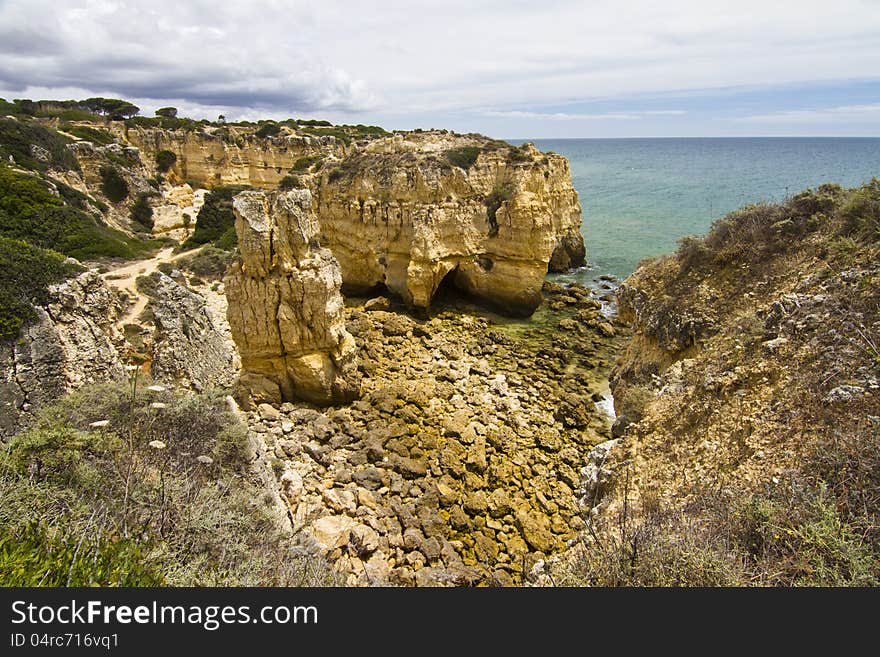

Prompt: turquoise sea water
xmin=517 ymin=138 xmax=880 ymax=281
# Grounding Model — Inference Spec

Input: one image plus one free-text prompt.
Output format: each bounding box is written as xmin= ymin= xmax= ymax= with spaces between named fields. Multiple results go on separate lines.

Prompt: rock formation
xmin=124 ymin=125 xmax=344 ymax=188
xmin=314 ymin=133 xmax=585 ymax=317
xmin=0 ymin=270 xmax=126 ymax=437
xmin=224 ymin=189 xmax=360 ymax=407
xmin=138 ymin=271 xmax=237 ymax=391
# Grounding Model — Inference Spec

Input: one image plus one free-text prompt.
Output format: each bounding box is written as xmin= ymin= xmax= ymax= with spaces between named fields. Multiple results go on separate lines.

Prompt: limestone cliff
xmin=225 ymin=189 xmax=360 ymax=407
xmin=313 ymin=132 xmax=584 ymax=316
xmin=124 ymin=124 xmax=344 ymax=188
xmin=0 ymin=270 xmax=126 ymax=437
xmin=135 ymin=271 xmax=238 ymax=391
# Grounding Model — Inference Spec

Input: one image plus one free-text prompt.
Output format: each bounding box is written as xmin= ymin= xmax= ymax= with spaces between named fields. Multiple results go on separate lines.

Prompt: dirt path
xmin=102 ymin=246 xmax=180 ymax=326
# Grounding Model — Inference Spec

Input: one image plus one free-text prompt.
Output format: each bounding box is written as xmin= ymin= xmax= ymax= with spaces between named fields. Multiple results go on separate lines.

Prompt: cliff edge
xmin=314 ymin=132 xmax=584 ymax=316
xmin=555 ymin=182 xmax=880 ymax=586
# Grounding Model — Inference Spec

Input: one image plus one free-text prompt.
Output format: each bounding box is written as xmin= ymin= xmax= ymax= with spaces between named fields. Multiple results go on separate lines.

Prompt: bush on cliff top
xmin=675 ymin=180 xmax=880 ymax=273
xmin=255 ymin=122 xmax=281 ymax=138
xmin=291 ymin=154 xmax=324 ymax=172
xmin=445 ymin=146 xmax=481 ymax=170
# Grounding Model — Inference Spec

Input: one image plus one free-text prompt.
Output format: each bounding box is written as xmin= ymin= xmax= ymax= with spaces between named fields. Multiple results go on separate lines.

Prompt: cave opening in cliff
xmin=432 ymin=265 xmax=462 ymax=305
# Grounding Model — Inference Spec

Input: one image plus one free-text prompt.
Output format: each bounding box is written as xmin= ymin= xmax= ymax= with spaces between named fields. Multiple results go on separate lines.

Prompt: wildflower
xmin=150 ymin=402 xmax=167 ymax=409
xmin=196 ymin=455 xmax=214 ymax=465
xmin=149 ymin=440 xmax=166 ymax=450
xmin=89 ymin=419 xmax=110 ymax=428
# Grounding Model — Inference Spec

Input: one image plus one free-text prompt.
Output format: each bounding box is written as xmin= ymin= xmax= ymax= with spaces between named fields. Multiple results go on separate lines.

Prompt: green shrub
xmin=445 ymin=146 xmax=481 ymax=170
xmin=61 ymin=124 xmax=115 ymax=145
xmin=53 ymin=179 xmax=96 ymax=211
xmin=155 ymin=149 xmax=177 ymax=173
xmin=563 ymin=480 xmax=879 ymax=587
xmin=0 ymin=118 xmax=80 ymax=171
xmin=0 ymin=236 xmax=82 ymax=338
xmin=255 ymin=122 xmax=281 ymax=138
xmin=298 ymin=125 xmax=351 ymax=146
xmin=125 ymin=116 xmax=200 ymax=131
xmin=507 ymin=144 xmax=533 ymax=164
xmin=99 ymin=165 xmax=129 ymax=202
xmin=176 ymin=246 xmax=234 ymax=278
xmin=214 ymin=226 xmax=237 ymax=251
xmin=0 ymin=166 xmax=152 ymax=261
xmin=279 ymin=174 xmax=302 ymax=190
xmin=291 ymin=154 xmax=323 ymax=172
xmin=839 ymin=178 xmax=880 ymax=240
xmin=484 ymin=185 xmax=512 ymax=237
xmin=0 ymin=522 xmax=164 ymax=586
xmin=183 ymin=185 xmax=248 ymax=248
xmin=0 ymin=165 xmax=61 ymax=217
xmin=295 ymin=118 xmax=332 ymax=127
xmin=1 ymin=384 xmax=337 ymax=586
xmin=676 ymin=235 xmax=711 ymax=270
xmin=130 ymin=192 xmax=154 ymax=231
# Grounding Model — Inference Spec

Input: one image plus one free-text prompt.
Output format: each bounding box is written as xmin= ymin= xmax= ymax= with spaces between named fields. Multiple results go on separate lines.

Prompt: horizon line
xmin=503 ymin=135 xmax=880 ymax=141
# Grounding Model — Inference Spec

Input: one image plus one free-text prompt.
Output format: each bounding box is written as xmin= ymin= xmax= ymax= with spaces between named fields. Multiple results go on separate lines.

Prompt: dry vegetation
xmin=557 ymin=180 xmax=880 ymax=586
xmin=0 ymin=373 xmax=336 ymax=586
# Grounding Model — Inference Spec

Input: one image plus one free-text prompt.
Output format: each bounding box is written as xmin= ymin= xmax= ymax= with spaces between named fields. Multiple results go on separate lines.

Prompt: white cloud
xmin=0 ymin=0 xmax=878 ymax=128
xmin=734 ymin=103 xmax=880 ymax=124
xmin=481 ymin=109 xmax=686 ymax=121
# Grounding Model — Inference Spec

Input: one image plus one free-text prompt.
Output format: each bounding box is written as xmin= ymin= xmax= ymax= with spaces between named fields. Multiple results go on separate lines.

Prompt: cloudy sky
xmin=1 ymin=0 xmax=879 ymax=138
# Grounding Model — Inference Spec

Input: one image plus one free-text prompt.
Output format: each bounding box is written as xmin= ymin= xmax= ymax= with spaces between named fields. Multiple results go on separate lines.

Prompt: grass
xmin=0 ymin=381 xmax=337 ymax=586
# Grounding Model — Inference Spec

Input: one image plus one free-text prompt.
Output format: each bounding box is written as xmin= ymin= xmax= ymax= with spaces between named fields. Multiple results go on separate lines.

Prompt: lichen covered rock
xmin=225 ymin=189 xmax=360 ymax=406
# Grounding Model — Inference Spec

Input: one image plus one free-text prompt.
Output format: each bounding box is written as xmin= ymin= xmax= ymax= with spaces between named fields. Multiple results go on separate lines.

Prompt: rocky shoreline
xmin=246 ymin=282 xmax=626 ymax=585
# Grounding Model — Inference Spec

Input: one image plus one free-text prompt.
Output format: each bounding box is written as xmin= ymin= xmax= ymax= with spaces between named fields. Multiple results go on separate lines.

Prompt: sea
xmin=515 ymin=137 xmax=880 ymax=283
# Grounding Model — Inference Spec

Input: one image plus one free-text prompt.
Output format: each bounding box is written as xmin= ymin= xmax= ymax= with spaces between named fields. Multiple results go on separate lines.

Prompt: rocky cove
xmin=6 ymin=108 xmax=875 ymax=587
xmin=248 ymin=284 xmax=625 ymax=585
xmin=0 ymin=115 xmax=627 ymax=585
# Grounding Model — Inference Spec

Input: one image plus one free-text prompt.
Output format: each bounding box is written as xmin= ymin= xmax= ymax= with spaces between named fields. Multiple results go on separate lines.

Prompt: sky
xmin=1 ymin=0 xmax=879 ymax=138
